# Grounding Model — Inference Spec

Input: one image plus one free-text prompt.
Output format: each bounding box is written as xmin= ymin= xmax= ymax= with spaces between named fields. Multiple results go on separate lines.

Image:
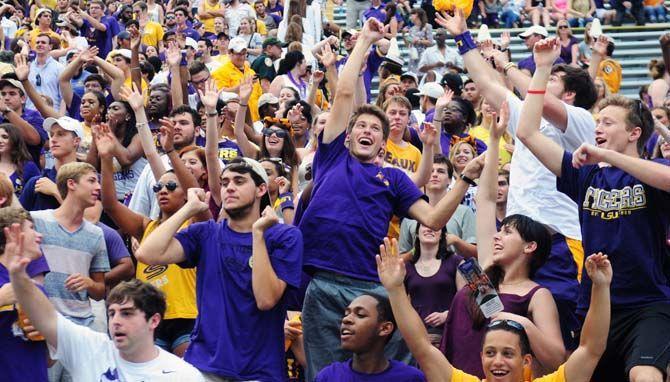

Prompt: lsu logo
xmin=143 ymin=265 xmax=168 ymax=280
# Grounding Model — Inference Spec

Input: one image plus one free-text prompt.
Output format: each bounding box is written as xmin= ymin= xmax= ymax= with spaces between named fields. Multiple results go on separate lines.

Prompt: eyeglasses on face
xmin=152 ymin=180 xmax=178 ymax=193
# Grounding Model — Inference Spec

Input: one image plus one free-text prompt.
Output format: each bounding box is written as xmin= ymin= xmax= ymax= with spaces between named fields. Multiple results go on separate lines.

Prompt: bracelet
xmin=527 ymin=89 xmax=546 ymax=95
xmin=131 ymin=67 xmax=141 ymax=71
xmin=239 ymin=103 xmax=248 ymax=107
xmin=503 ymin=62 xmax=517 ymax=75
xmin=433 ymin=119 xmax=443 ymax=123
xmin=206 ymin=111 xmax=218 ymax=117
xmin=460 ymin=173 xmax=477 ymax=187
xmin=454 ymin=31 xmax=477 ymax=56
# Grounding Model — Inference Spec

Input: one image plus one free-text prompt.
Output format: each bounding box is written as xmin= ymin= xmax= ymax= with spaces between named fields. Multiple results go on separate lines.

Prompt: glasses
xmin=152 ymin=181 xmax=178 ymax=193
xmin=558 ymin=25 xmax=568 ymax=29
xmin=191 ymin=75 xmax=210 ymax=85
xmin=488 ymin=319 xmax=525 ymax=332
xmin=166 ymin=15 xmax=175 ymax=19
xmin=262 ymin=128 xmax=290 ymax=138
xmin=36 ymin=74 xmax=41 ymax=87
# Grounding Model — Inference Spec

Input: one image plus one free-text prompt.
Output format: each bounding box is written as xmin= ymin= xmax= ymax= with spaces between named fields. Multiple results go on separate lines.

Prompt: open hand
xmin=119 ymin=84 xmax=145 ymax=111
xmin=316 ymin=43 xmax=337 ymax=68
xmin=434 ymin=9 xmax=468 ymax=36
xmin=239 ymin=75 xmax=254 ymax=103
xmin=533 ymin=37 xmax=561 ymax=69
xmin=13 ymin=53 xmax=30 ymax=81
xmin=376 ymin=237 xmax=406 ymax=290
xmin=198 ymin=79 xmax=220 ymax=110
xmin=419 ymin=121 xmax=437 ymax=146
xmin=93 ymin=123 xmax=117 ymax=158
xmin=491 ymin=101 xmax=509 ymax=139
xmin=158 ymin=118 xmax=175 ymax=153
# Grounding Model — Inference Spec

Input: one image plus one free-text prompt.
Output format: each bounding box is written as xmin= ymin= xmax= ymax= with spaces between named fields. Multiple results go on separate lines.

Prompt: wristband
xmin=206 ymin=111 xmax=218 ymax=117
xmin=454 ymin=31 xmax=477 ymax=56
xmin=279 ymin=192 xmax=294 ymax=210
xmin=460 ymin=173 xmax=477 ymax=187
xmin=180 ymin=52 xmax=187 ymax=66
xmin=527 ymin=89 xmax=546 ymax=94
xmin=503 ymin=62 xmax=517 ymax=75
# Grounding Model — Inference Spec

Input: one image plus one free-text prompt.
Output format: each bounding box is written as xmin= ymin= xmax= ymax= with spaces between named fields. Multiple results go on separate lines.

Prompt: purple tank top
xmin=439 ymin=284 xmax=544 ymax=378
xmin=404 ymin=255 xmax=463 ymax=333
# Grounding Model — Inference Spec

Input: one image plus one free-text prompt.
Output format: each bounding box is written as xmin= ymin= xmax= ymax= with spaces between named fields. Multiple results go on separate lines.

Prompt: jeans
xmin=500 ymin=9 xmax=520 ymax=28
xmin=645 ymin=5 xmax=668 ymax=22
xmin=568 ymin=16 xmax=594 ymax=27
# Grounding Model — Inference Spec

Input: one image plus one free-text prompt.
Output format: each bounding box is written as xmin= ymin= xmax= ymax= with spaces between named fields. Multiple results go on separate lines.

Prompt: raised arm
xmin=165 ymin=42 xmax=185 ymax=108
xmin=409 ymin=122 xmax=435 ymax=186
xmin=79 ymin=9 xmax=107 ymax=31
xmin=93 ymin=56 xmax=125 ymax=101
xmin=377 ymin=238 xmax=453 ymax=382
xmin=120 ymin=85 xmax=167 ymax=180
xmin=515 ymin=38 xmax=565 ymax=177
xmin=200 ymin=80 xmax=223 ymax=208
xmin=564 ymin=253 xmax=612 ymax=382
xmin=234 ymin=76 xmax=261 ymax=158
xmin=129 ymin=25 xmax=143 ymax=93
xmin=475 ymin=102 xmax=508 ymax=269
xmin=59 ymin=48 xmax=98 ymax=110
xmin=15 ymin=53 xmax=60 ymax=119
xmin=587 ymin=35 xmax=608 ymax=82
xmin=323 ymin=18 xmax=386 ymax=144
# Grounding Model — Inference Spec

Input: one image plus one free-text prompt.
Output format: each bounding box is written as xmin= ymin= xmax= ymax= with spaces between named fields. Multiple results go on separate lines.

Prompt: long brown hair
xmin=0 ymin=123 xmax=32 ymax=179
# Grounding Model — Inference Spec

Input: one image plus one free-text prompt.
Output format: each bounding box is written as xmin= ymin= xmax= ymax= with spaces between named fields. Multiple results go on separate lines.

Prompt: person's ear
xmin=628 ymin=125 xmax=642 ymax=143
xmin=523 ymin=240 xmax=537 ymax=255
xmin=378 ymin=321 xmax=394 ymax=338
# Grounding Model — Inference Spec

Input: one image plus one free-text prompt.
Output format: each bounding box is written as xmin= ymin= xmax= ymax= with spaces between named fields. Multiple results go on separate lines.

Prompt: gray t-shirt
xmin=399 ymin=204 xmax=477 ymax=254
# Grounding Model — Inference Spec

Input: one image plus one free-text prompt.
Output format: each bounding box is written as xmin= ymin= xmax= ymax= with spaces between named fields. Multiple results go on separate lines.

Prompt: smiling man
xmin=315 ymin=294 xmax=426 ymax=381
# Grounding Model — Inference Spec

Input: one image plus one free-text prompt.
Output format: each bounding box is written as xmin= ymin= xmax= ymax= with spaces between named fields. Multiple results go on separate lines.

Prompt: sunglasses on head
xmin=488 ymin=319 xmax=525 ymax=332
xmin=262 ymin=128 xmax=289 ymax=138
xmin=152 ymin=180 xmax=178 ymax=193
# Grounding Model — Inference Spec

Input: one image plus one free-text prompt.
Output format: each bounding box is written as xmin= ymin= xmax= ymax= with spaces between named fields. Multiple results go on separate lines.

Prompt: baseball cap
xmin=519 ymin=25 xmax=548 ymax=38
xmin=43 ymin=116 xmax=84 ymax=138
xmin=415 ymin=82 xmax=445 ymax=99
xmin=0 ymin=78 xmax=25 ymax=95
xmin=400 ymin=72 xmax=418 ymax=83
xmin=117 ymin=31 xmax=131 ymax=40
xmin=110 ymin=49 xmax=132 ymax=60
xmin=440 ymin=72 xmax=464 ymax=96
xmin=35 ymin=8 xmax=52 ymax=18
xmin=262 ymin=37 xmax=283 ymax=49
xmin=258 ymin=93 xmax=279 ymax=108
xmin=341 ymin=29 xmax=358 ymax=38
xmin=223 ymin=157 xmax=272 ymax=211
xmin=219 ymin=91 xmax=240 ymax=103
xmin=184 ymin=37 xmax=198 ymax=50
xmin=229 ymin=37 xmax=248 ymax=53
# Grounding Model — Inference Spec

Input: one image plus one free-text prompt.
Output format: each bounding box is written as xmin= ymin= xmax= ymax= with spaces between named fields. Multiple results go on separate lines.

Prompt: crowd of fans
xmin=0 ymin=0 xmax=669 ymax=381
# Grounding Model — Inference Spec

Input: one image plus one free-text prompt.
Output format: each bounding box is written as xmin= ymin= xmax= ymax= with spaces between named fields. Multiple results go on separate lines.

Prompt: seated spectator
xmin=555 ymin=21 xmax=579 ymax=66
xmin=567 ymin=0 xmax=596 ymax=26
xmin=479 ymin=0 xmax=502 ymax=27
xmin=525 ymin=0 xmax=552 ymax=26
xmin=644 ymin=0 xmax=669 ymax=22
xmin=613 ymin=0 xmax=645 ymax=25
xmin=315 ymin=294 xmax=427 ymax=381
xmin=500 ymin=0 xmax=525 ymax=27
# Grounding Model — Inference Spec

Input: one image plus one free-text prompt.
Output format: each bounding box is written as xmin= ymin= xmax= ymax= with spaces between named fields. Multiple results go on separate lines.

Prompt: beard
xmin=224 ymin=199 xmax=255 ymax=220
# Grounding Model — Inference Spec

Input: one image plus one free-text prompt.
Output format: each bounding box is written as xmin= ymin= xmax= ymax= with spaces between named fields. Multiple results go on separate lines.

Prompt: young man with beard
xmin=297 ymin=19 xmax=485 ymax=380
xmin=135 ymin=157 xmax=302 ymax=381
xmin=418 ymin=28 xmax=463 ymax=78
xmin=315 ymin=294 xmax=426 ymax=381
xmin=517 ymin=38 xmax=670 ymax=382
xmin=436 ymin=10 xmax=598 ymax=349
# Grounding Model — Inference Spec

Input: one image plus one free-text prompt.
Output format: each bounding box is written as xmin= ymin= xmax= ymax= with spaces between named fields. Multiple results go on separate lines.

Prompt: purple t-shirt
xmin=316 ymin=359 xmax=426 ymax=382
xmin=557 ymin=151 xmax=670 ymax=314
xmin=175 ymin=219 xmax=302 ymax=380
xmin=517 ymin=54 xmax=565 ymax=75
xmin=404 ymin=254 xmax=463 ymax=332
xmin=9 ymin=161 xmax=40 ymax=196
xmin=81 ymin=16 xmax=120 ymax=59
xmin=0 ymin=109 xmax=47 ymax=166
xmin=0 ymin=264 xmax=48 ymax=381
xmin=297 ymin=132 xmax=426 ymax=282
xmin=19 ymin=168 xmax=60 ymax=212
xmin=409 ymin=127 xmax=487 ymax=157
xmin=97 ymin=222 xmax=130 ymax=266
xmin=337 ymin=47 xmax=384 ymax=103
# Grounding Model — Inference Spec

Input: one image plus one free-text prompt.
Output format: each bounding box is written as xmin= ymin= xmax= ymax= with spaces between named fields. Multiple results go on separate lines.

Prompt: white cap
xmin=0 ymin=78 xmax=25 ymax=95
xmin=35 ymin=8 xmax=52 ymax=18
xmin=111 ymin=49 xmax=132 ymax=60
xmin=258 ymin=93 xmax=279 ymax=108
xmin=219 ymin=91 xmax=240 ymax=103
xmin=184 ymin=37 xmax=198 ymax=50
xmin=43 ymin=116 xmax=84 ymax=138
xmin=519 ymin=25 xmax=548 ymax=38
xmin=415 ymin=82 xmax=445 ymax=99
xmin=400 ymin=72 xmax=419 ymax=83
xmin=229 ymin=37 xmax=248 ymax=53
xmin=477 ymin=24 xmax=492 ymax=43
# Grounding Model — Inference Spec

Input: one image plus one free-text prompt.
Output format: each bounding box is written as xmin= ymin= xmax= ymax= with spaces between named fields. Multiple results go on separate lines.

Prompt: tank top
xmin=440 ymin=284 xmax=545 ymax=378
xmin=113 ymin=157 xmax=148 ymax=201
xmin=137 ymin=220 xmax=198 ymax=320
xmin=404 ymin=255 xmax=463 ymax=333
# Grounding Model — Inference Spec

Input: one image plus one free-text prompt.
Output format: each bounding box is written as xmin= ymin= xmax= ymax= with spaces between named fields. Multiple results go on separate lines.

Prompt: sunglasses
xmin=152 ymin=180 xmax=178 ymax=193
xmin=262 ymin=128 xmax=289 ymax=138
xmin=558 ymin=25 xmax=568 ymax=29
xmin=36 ymin=74 xmax=41 ymax=87
xmin=488 ymin=319 xmax=525 ymax=332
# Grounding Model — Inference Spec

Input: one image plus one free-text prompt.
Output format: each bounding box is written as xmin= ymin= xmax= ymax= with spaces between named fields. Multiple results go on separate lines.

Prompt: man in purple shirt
xmin=172 ymin=7 xmax=201 ymax=41
xmin=315 ymin=294 xmax=426 ymax=382
xmin=363 ymin=0 xmax=386 ymax=22
xmin=336 ymin=29 xmax=390 ymax=102
xmin=517 ymin=25 xmax=565 ymax=75
xmin=77 ymin=0 xmax=120 ymax=59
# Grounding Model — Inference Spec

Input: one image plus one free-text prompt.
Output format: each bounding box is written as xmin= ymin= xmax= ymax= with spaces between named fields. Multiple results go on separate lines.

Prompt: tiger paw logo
xmin=376 ymin=172 xmax=390 ymax=187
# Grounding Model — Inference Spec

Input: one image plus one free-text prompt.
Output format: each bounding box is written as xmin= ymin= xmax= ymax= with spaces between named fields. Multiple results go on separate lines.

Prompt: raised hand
xmin=480 ymin=39 xmax=494 ymax=56
xmin=287 ymin=102 xmax=304 ymax=124
xmin=13 ymin=53 xmax=30 ymax=81
xmin=158 ymin=118 xmax=175 ymax=152
xmin=186 ymin=188 xmax=211 ymax=214
xmin=198 ymin=79 xmax=220 ymax=110
xmin=311 ymin=69 xmax=325 ymax=84
xmin=93 ymin=123 xmax=117 ymax=159
xmin=491 ymin=101 xmax=509 ymax=139
xmin=79 ymin=46 xmax=99 ymax=65
xmin=166 ymin=41 xmax=182 ymax=67
xmin=316 ymin=43 xmax=337 ymax=68
xmin=64 ymin=273 xmax=93 ymax=293
xmin=419 ymin=120 xmax=437 ymax=146
xmin=584 ymin=252 xmax=612 ymax=286
xmin=360 ymin=18 xmax=386 ymax=44
xmin=491 ymin=49 xmax=509 ymax=72
xmin=462 ymin=153 xmax=486 ymax=180
xmin=500 ymin=31 xmax=511 ymax=49
xmin=252 ymin=205 xmax=280 ymax=232
xmin=119 ymin=84 xmax=145 ymax=111
xmin=129 ymin=23 xmax=142 ymax=50
xmin=571 ymin=143 xmax=607 ymax=168
xmin=376 ymin=237 xmax=406 ymax=290
xmin=533 ymin=37 xmax=561 ymax=69
xmin=276 ymin=176 xmax=291 ymax=194
xmin=238 ymin=75 xmax=254 ymax=103
xmin=3 ymin=224 xmax=31 ymax=275
xmin=434 ymin=9 xmax=468 ymax=36
xmin=591 ymin=35 xmax=609 ymax=57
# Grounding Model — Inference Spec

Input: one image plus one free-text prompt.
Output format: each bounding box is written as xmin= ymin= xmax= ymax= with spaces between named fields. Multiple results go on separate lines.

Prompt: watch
xmin=460 ymin=173 xmax=477 ymax=187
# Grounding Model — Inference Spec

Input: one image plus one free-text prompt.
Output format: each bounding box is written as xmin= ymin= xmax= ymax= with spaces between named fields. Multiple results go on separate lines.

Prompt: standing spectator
xmin=28 ymin=8 xmax=60 ymax=49
xmin=462 ymin=79 xmax=482 ymax=115
xmin=346 ymin=0 xmax=371 ymax=28
xmin=77 ymin=0 xmax=121 ymax=59
xmin=136 ymin=156 xmax=303 ymax=381
xmin=418 ymin=29 xmax=463 ymax=79
xmin=613 ymin=0 xmax=645 ymax=25
xmin=518 ymin=25 xmax=565 ymax=75
xmin=224 ymin=0 xmax=256 ymax=38
xmin=28 ymin=34 xmax=64 ymax=112
xmin=406 ymin=9 xmax=434 ymax=75
xmin=255 ymin=0 xmax=282 ymax=31
xmin=172 ymin=7 xmax=201 ymax=40
xmin=197 ymin=0 xmax=225 ymax=35
xmin=251 ymin=37 xmax=284 ymax=92
xmin=364 ymin=0 xmax=386 ymax=22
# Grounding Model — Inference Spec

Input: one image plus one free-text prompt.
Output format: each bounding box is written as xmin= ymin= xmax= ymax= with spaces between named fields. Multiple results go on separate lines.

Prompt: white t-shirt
xmin=505 ymin=92 xmax=595 ymax=240
xmin=128 ymin=155 xmax=172 ymax=220
xmin=51 ymin=314 xmax=204 ymax=381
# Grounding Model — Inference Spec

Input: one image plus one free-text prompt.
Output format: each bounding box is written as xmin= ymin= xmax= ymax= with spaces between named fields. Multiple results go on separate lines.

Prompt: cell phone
xmin=457 ymin=258 xmax=504 ymax=318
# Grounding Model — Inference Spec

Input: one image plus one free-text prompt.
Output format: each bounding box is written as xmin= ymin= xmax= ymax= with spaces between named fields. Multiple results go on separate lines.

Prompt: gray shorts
xmin=302 ymin=272 xmax=412 ymax=381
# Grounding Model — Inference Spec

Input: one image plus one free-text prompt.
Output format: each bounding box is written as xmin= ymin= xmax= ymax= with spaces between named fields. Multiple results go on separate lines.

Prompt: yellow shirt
xmin=137 ymin=220 xmax=198 ymax=320
xmin=451 ymin=365 xmax=566 ymax=382
xmin=28 ymin=29 xmax=61 ymax=49
xmin=256 ymin=19 xmax=267 ymax=36
xmin=597 ymin=58 xmax=622 ymax=94
xmin=201 ymin=0 xmax=222 ymax=33
xmin=212 ymin=60 xmax=263 ymax=121
xmin=469 ymin=125 xmax=512 ymax=165
xmin=123 ymin=77 xmax=149 ymax=95
xmin=141 ymin=21 xmax=164 ymax=48
xmin=385 ymin=139 xmax=422 ymax=238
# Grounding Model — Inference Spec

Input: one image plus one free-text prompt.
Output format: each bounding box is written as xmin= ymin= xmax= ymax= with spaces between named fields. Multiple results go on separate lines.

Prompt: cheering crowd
xmin=0 ymin=0 xmax=669 ymax=381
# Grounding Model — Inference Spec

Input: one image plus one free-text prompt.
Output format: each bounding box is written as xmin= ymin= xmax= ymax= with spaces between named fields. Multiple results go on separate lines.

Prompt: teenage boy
xmin=315 ymin=294 xmax=426 ymax=381
xmin=135 ymin=157 xmax=303 ymax=381
xmin=516 ymin=37 xmax=670 ymax=382
xmin=8 ymin=230 xmax=204 ymax=382
xmin=297 ymin=18 xmax=484 ymax=380
xmin=435 ymin=10 xmax=599 ymax=348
